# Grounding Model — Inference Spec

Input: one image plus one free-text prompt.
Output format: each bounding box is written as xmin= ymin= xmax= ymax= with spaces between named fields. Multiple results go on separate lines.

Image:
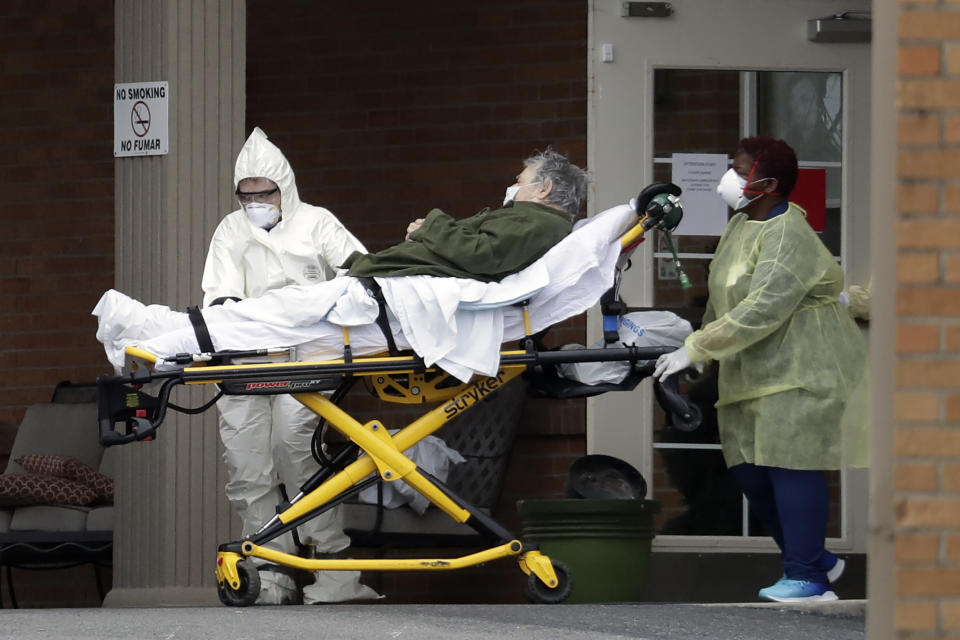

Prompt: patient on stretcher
xmin=94 ymin=201 xmax=638 ymax=382
xmin=97 ymin=148 xmax=601 ymax=377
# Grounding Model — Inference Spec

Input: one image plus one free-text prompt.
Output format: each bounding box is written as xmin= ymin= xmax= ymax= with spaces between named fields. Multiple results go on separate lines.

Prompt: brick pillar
xmin=891 ymin=2 xmax=960 ymax=636
xmin=105 ymin=0 xmax=245 ymax=606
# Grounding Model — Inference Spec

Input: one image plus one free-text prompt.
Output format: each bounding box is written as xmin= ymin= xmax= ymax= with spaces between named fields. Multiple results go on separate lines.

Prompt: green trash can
xmin=517 ymin=498 xmax=660 ymax=603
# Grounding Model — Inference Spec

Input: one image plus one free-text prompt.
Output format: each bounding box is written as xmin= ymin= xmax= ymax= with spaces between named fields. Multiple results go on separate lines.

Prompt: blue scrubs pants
xmin=728 ymin=463 xmax=836 ymax=584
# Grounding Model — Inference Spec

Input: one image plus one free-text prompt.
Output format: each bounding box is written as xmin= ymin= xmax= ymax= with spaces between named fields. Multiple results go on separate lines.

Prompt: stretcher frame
xmin=95 ymin=186 xmax=697 ymax=605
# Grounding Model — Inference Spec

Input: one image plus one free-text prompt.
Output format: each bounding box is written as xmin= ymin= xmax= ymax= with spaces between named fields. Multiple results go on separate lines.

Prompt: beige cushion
xmin=6 ymin=403 xmax=102 ymax=474
xmin=99 ymin=446 xmax=117 ymax=479
xmin=86 ymin=506 xmax=113 ymax=532
xmin=9 ymin=505 xmax=88 ymax=532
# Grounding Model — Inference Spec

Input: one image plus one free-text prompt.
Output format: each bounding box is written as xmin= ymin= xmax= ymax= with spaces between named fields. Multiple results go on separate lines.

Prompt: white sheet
xmin=93 ymin=204 xmax=637 ymax=381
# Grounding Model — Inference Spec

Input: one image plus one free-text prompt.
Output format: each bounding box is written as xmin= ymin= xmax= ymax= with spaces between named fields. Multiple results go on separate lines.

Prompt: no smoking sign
xmin=114 ymin=81 xmax=169 ymax=157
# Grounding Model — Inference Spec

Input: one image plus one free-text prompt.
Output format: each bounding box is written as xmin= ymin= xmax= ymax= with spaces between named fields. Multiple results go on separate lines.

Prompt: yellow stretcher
xmin=95 ymin=183 xmax=700 ymax=605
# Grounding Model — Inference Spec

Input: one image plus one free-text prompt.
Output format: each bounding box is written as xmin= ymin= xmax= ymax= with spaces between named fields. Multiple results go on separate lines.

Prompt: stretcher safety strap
xmin=357 ymin=277 xmax=400 ymax=356
xmin=186 ymin=306 xmax=215 ymax=354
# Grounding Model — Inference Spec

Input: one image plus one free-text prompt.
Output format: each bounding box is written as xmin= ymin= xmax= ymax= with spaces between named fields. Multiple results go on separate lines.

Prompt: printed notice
xmin=670 ymin=153 xmax=728 ymax=236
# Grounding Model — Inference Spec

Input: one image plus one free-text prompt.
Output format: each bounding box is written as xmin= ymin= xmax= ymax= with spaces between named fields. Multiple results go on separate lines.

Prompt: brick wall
xmin=246 ymin=0 xmax=588 ymax=602
xmin=0 ymin=0 xmax=115 ymax=428
xmin=895 ymin=2 xmax=960 ymax=636
xmin=0 ymin=0 xmax=115 ymax=608
xmin=246 ymin=0 xmax=587 ymax=251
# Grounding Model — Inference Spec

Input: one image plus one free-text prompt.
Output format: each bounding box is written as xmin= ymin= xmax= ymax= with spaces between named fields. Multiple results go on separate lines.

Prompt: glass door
xmin=650 ymin=69 xmax=844 ymax=539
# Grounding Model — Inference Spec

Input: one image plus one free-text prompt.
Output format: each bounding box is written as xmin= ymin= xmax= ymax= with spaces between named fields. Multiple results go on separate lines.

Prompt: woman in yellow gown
xmin=654 ymin=136 xmax=869 ymax=603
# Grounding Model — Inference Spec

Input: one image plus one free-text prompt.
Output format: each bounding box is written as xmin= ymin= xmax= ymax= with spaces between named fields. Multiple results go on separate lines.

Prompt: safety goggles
xmin=236 ymin=187 xmax=279 ymax=204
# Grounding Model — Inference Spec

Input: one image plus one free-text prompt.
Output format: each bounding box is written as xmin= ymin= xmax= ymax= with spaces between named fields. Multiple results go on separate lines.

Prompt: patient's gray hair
xmin=524 ymin=147 xmax=588 ymax=219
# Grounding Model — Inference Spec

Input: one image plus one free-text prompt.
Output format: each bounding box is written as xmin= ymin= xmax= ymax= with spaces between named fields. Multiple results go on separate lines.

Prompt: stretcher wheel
xmin=671 ymin=403 xmax=702 ymax=433
xmin=217 ymin=561 xmax=261 ymax=607
xmin=524 ymin=559 xmax=573 ymax=604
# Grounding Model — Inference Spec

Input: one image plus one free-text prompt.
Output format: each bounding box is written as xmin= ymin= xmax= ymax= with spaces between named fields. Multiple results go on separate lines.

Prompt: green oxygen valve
xmin=661 ymin=228 xmax=692 ymax=290
xmin=647 ymin=193 xmax=692 ymax=291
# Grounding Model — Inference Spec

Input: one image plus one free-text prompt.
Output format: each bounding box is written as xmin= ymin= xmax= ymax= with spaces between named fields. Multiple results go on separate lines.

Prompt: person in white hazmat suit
xmin=202 ymin=127 xmax=379 ymax=604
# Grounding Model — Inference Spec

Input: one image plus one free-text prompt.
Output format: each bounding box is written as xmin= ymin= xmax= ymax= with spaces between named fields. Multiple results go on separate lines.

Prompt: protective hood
xmin=233 ymin=127 xmax=302 ymax=220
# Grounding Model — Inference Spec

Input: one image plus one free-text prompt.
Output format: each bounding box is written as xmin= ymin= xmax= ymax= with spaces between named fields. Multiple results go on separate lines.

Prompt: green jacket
xmin=343 ymin=201 xmax=572 ymax=282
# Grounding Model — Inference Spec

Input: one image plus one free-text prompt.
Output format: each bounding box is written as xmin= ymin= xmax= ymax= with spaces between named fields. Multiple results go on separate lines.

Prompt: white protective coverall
xmin=202 ymin=127 xmax=377 ymax=604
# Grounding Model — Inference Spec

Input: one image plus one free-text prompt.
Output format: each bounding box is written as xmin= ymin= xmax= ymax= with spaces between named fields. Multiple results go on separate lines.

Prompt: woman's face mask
xmin=715 ymin=168 xmax=770 ymax=211
xmin=243 ymin=202 xmax=281 ymax=230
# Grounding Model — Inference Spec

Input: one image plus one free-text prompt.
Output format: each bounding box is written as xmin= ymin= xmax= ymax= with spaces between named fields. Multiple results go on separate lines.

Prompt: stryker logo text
xmin=442 ymin=373 xmax=506 ymax=418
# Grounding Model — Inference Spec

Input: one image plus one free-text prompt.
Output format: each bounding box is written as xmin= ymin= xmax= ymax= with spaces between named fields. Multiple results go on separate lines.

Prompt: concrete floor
xmin=0 ymin=601 xmax=866 ymax=640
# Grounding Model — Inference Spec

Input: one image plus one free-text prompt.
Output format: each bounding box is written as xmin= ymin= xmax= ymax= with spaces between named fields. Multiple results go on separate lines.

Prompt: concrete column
xmin=107 ymin=0 xmax=245 ymax=606
xmin=866 ymin=1 xmax=896 ymax=637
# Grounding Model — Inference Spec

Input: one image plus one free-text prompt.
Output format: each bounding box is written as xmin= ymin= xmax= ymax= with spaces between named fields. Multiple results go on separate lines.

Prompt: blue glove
xmin=653 ymin=346 xmax=691 ymax=382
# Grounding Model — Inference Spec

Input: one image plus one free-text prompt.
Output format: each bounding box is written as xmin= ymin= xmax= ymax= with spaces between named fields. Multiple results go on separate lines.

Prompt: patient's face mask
xmin=503 ymin=181 xmax=542 ymax=206
xmin=716 ymin=168 xmax=770 ymax=211
xmin=243 ymin=202 xmax=281 ymax=230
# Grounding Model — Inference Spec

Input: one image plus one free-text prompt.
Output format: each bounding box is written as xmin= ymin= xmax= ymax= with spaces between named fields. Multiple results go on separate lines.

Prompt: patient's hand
xmin=405 ymin=218 xmax=425 ymax=240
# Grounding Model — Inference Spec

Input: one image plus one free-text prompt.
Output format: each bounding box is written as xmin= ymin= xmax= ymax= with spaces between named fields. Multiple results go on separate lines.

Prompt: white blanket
xmin=357 ymin=433 xmax=466 ymax=515
xmin=94 ymin=204 xmax=637 ymax=382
